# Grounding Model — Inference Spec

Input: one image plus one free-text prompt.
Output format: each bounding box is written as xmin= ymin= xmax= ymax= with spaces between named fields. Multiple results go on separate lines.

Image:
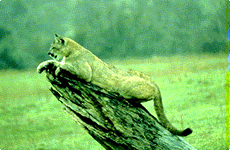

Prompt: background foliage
xmin=0 ymin=0 xmax=226 ymax=69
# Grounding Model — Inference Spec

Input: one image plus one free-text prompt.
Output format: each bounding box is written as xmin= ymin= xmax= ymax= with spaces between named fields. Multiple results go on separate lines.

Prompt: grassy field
xmin=0 ymin=53 xmax=226 ymax=149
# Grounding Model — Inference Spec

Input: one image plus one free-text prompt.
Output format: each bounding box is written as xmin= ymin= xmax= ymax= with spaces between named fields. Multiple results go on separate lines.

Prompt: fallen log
xmin=39 ymin=63 xmax=196 ymax=150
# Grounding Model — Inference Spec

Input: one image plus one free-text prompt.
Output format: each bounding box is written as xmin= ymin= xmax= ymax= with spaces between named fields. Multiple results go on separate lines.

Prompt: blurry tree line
xmin=0 ymin=0 xmax=226 ymax=69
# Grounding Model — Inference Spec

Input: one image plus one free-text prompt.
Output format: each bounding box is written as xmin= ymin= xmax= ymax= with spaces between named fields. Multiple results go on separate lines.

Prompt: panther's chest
xmin=60 ymin=57 xmax=66 ymax=65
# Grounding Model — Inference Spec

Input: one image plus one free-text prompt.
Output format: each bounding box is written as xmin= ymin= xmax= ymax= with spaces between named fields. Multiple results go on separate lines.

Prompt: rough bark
xmin=41 ymin=64 xmax=196 ymax=150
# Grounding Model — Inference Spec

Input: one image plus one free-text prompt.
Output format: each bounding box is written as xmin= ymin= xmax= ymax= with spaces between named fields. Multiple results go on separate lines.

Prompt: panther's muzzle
xmin=48 ymin=52 xmax=57 ymax=59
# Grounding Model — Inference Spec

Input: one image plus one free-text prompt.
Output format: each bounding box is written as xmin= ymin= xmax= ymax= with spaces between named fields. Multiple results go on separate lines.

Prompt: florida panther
xmin=37 ymin=34 xmax=192 ymax=136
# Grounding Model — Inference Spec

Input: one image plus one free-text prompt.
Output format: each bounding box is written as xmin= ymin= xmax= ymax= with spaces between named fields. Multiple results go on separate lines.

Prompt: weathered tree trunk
xmin=42 ymin=65 xmax=196 ymax=150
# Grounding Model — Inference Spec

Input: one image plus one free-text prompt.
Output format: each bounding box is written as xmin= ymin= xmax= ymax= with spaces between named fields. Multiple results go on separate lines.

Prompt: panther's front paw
xmin=37 ymin=62 xmax=48 ymax=74
xmin=37 ymin=60 xmax=59 ymax=74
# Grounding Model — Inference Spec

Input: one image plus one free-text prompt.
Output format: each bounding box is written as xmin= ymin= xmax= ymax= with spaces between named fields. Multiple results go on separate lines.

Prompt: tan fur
xmin=37 ymin=34 xmax=192 ymax=136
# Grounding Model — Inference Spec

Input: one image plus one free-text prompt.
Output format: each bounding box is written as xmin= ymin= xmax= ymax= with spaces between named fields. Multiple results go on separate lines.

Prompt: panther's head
xmin=48 ymin=34 xmax=82 ymax=61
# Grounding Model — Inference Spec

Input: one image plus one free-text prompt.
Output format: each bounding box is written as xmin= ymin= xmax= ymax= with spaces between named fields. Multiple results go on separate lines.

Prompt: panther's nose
xmin=48 ymin=52 xmax=53 ymax=57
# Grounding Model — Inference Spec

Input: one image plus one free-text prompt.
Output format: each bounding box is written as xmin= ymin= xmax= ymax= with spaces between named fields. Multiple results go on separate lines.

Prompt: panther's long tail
xmin=154 ymin=89 xmax=192 ymax=136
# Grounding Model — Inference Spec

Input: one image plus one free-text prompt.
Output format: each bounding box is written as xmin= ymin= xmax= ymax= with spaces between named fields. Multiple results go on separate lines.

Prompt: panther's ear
xmin=54 ymin=34 xmax=65 ymax=45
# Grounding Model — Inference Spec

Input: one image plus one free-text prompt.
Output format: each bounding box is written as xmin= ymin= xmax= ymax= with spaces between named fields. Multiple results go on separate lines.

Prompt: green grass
xmin=0 ymin=54 xmax=226 ymax=149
